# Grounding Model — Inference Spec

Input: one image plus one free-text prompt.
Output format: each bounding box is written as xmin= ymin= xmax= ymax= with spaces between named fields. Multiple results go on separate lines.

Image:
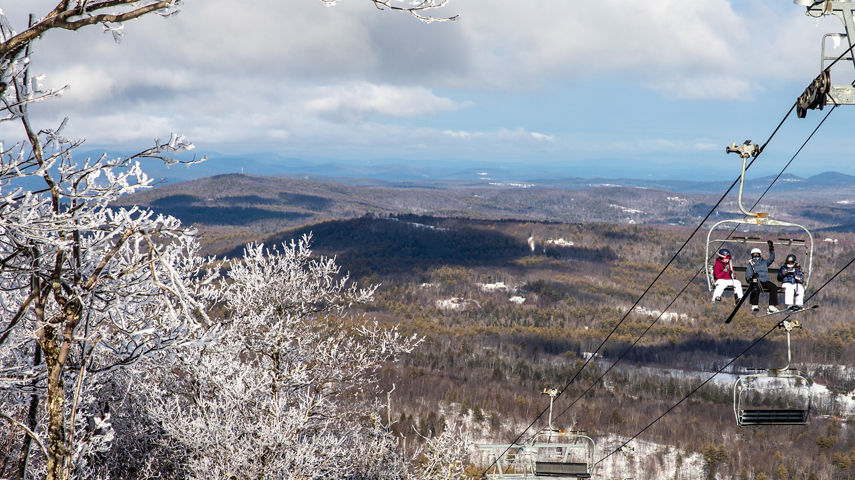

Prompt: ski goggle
xmin=752 ymin=253 xmax=761 ymax=257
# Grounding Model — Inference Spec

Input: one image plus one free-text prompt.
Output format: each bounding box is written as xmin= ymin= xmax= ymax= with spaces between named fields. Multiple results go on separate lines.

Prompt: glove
xmin=767 ymin=240 xmax=774 ymax=252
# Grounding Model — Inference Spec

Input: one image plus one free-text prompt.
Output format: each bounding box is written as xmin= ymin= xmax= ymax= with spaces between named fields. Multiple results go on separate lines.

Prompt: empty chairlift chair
xmin=733 ymin=320 xmax=812 ymax=426
xmin=532 ymin=431 xmax=595 ymax=478
xmin=477 ymin=388 xmax=597 ymax=479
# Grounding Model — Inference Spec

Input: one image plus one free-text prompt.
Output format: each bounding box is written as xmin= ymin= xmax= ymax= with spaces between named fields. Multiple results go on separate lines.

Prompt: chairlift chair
xmin=478 ymin=432 xmax=596 ymax=480
xmin=477 ymin=388 xmax=597 ymax=479
xmin=733 ymin=320 xmax=812 ymax=426
xmin=704 ymin=141 xmax=814 ymax=294
xmin=532 ymin=431 xmax=595 ymax=479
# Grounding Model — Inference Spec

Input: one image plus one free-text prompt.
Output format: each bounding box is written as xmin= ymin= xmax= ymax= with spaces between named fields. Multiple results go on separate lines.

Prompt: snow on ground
xmin=633 ymin=305 xmax=695 ymax=324
xmin=435 ymin=297 xmax=480 ymax=311
xmin=597 ymin=434 xmax=706 ymax=480
xmin=387 ymin=217 xmax=448 ymax=231
xmin=609 ymin=204 xmax=644 ymax=215
xmin=488 ymin=182 xmax=535 ymax=188
xmin=480 ymin=282 xmax=512 ymax=293
xmin=478 ymin=283 xmax=526 ymax=305
xmin=545 ymin=237 xmax=574 ymax=247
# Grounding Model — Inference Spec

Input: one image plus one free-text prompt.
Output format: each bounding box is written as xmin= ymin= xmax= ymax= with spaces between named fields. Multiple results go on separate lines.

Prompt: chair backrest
xmin=738 ymin=408 xmax=808 ymax=425
xmin=535 ymin=461 xmax=590 ymax=477
xmin=731 ymin=266 xmax=786 ymax=292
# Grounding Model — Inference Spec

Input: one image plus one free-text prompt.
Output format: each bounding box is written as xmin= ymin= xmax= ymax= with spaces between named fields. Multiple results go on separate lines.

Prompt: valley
xmin=124 ymin=173 xmax=855 ymax=479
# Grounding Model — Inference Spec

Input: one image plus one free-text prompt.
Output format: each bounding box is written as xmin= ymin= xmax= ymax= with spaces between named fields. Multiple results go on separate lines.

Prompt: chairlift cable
xmin=481 ymin=99 xmax=800 ymax=475
xmin=550 ymin=105 xmax=833 ymax=425
xmin=548 ymin=105 xmax=836 ymax=437
xmin=481 ymin=27 xmax=850 ymax=477
xmin=550 ymin=265 xmax=697 ymax=424
xmin=753 ymin=105 xmax=837 ymax=203
xmin=593 ymin=253 xmax=855 ymax=467
xmin=484 ymin=12 xmax=855 ymax=477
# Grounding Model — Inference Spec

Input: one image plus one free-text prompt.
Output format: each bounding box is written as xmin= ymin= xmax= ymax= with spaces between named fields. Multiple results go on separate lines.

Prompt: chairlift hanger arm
xmin=796 ymin=1 xmax=855 ymax=108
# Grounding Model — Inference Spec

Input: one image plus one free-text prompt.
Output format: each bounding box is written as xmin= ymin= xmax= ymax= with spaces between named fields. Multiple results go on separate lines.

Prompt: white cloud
xmin=607 ymin=137 xmax=721 ymax=154
xmin=41 ymin=66 xmax=114 ymax=105
xmin=530 ymin=132 xmax=555 ymax=142
xmin=443 ymin=129 xmax=474 ymax=139
xmin=5 ymin=0 xmax=850 ymax=167
xmin=303 ymin=82 xmax=466 ymax=120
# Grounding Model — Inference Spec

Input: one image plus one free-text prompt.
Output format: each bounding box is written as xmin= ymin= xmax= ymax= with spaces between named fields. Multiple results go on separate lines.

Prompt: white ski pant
xmin=782 ymin=283 xmax=804 ymax=306
xmin=712 ymin=279 xmax=743 ymax=300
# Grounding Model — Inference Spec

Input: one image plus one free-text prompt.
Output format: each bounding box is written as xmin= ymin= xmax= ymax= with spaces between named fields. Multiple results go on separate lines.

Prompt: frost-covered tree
xmin=0 ymin=56 xmax=216 ymax=480
xmin=0 ymin=2 xmax=459 ymax=479
xmin=0 ymin=3 xmax=211 ymax=480
xmin=0 ymin=103 xmax=215 ymax=480
xmin=410 ymin=423 xmax=472 ymax=480
xmin=138 ymin=238 xmax=424 ymax=479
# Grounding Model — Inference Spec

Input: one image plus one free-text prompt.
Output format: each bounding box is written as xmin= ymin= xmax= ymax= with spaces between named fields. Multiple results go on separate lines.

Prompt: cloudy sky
xmin=3 ymin=0 xmax=855 ymax=179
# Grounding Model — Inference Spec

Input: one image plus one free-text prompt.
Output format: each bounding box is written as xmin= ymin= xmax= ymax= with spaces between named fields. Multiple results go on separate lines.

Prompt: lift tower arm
xmin=795 ymin=0 xmax=855 ymax=106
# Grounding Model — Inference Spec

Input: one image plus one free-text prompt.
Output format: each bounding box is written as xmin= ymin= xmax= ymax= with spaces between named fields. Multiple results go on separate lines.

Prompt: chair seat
xmin=535 ymin=461 xmax=590 ymax=477
xmin=739 ymin=409 xmax=808 ymax=425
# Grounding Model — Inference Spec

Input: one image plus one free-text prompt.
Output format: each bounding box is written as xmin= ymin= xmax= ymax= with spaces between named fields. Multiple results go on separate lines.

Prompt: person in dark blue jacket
xmin=745 ymin=241 xmax=779 ymax=314
xmin=777 ymin=254 xmax=805 ymax=310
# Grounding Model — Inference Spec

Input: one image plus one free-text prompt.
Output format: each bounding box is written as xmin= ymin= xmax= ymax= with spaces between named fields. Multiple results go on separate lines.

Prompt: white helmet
xmin=750 ymin=248 xmax=762 ymax=256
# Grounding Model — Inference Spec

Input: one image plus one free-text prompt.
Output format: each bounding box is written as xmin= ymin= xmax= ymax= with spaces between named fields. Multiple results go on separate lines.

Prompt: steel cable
xmin=481 ymin=22 xmax=855 ymax=477
xmin=594 ymin=248 xmax=855 ymax=466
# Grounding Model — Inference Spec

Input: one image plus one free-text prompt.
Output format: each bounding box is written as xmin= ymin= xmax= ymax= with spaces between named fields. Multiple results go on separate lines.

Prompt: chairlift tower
xmin=794 ymin=0 xmax=855 ymax=106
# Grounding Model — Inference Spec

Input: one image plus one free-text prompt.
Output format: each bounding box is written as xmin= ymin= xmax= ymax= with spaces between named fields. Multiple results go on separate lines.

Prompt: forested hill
xmin=116 ymin=173 xmax=855 ymax=256
xmin=246 ymin=214 xmax=855 ymax=479
xmin=224 ymin=215 xmax=616 ymax=277
xmin=114 ymin=172 xmax=855 ymax=478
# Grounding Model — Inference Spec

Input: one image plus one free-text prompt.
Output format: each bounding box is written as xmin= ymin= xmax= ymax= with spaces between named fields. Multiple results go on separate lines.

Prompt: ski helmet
xmin=750 ymin=248 xmax=762 ymax=257
xmin=786 ymin=254 xmax=797 ymax=265
xmin=717 ymin=248 xmax=731 ymax=259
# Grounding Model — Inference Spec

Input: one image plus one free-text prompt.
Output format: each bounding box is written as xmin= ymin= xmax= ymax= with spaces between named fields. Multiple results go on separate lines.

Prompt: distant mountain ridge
xmin=76 ymin=149 xmax=855 ymax=197
xmin=533 ymin=171 xmax=855 ymax=196
xmin=113 ymin=170 xmax=855 ymax=257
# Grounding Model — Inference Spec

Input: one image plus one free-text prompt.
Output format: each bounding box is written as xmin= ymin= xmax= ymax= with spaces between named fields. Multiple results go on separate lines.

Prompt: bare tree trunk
xmin=42 ymin=306 xmax=79 ymax=480
xmin=43 ymin=323 xmax=67 ymax=480
xmin=16 ymin=344 xmax=42 ymax=480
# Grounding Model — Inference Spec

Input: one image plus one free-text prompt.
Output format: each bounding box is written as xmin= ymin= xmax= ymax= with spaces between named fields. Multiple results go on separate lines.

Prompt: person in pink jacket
xmin=712 ymin=248 xmax=743 ymax=303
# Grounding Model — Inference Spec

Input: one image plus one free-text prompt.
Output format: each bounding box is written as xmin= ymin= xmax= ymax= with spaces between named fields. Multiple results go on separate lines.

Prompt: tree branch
xmin=0 ymin=2 xmax=176 ymax=63
xmin=0 ymin=412 xmax=49 ymax=460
